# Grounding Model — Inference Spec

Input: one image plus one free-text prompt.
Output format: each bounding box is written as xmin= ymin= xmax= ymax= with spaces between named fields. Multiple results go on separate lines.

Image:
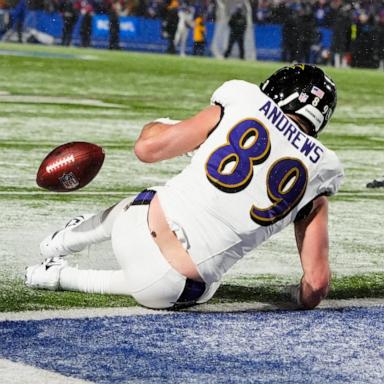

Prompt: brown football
xmin=36 ymin=142 xmax=105 ymax=192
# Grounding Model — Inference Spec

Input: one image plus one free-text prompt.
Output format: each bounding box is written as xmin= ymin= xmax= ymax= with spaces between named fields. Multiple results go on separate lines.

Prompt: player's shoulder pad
xmin=210 ymin=80 xmax=261 ymax=108
xmin=317 ymin=149 xmax=344 ymax=197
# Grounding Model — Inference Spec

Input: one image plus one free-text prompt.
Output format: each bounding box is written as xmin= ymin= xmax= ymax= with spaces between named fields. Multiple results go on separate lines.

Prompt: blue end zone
xmin=1 ymin=307 xmax=383 ymax=383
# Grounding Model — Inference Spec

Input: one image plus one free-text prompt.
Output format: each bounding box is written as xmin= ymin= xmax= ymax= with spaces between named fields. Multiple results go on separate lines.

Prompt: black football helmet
xmin=260 ymin=64 xmax=337 ymax=137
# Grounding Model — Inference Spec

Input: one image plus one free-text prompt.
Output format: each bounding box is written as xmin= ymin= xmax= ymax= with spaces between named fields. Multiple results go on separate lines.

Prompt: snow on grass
xmin=0 ymin=49 xmax=383 ymax=300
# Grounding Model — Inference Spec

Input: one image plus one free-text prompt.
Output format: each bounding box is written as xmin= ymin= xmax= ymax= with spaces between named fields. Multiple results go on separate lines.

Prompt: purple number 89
xmin=205 ymin=119 xmax=308 ymax=226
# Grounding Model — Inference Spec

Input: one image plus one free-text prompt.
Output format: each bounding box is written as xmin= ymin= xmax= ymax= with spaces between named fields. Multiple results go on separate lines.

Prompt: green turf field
xmin=0 ymin=42 xmax=383 ymax=311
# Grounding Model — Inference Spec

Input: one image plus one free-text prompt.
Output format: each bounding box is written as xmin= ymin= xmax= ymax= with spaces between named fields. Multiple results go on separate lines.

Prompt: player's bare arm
xmin=294 ymin=196 xmax=331 ymax=309
xmin=134 ymin=105 xmax=221 ymax=163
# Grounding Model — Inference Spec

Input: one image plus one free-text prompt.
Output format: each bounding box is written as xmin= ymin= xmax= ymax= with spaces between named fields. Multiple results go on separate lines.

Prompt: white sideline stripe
xmin=189 ymin=298 xmax=384 ymax=313
xmin=0 ymin=298 xmax=383 ymax=321
xmin=0 ymin=359 xmax=93 ymax=384
xmin=0 ymin=306 xmax=168 ymax=321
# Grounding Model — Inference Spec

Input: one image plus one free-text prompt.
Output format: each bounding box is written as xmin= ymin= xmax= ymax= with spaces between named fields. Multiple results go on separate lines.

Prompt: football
xmin=36 ymin=142 xmax=105 ymax=192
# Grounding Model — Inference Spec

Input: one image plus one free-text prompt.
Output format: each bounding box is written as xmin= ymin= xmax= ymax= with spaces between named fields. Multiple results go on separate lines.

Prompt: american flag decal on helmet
xmin=311 ymin=86 xmax=325 ymax=99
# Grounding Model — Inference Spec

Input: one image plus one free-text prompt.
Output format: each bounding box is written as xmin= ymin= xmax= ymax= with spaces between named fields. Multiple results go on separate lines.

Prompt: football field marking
xmin=0 ymin=95 xmax=122 ymax=107
xmin=0 ymin=306 xmax=166 ymax=321
xmin=1 ymin=298 xmax=383 ymax=321
xmin=0 ymin=359 xmax=93 ymax=384
xmin=1 ymin=304 xmax=383 ymax=384
xmin=0 ymin=49 xmax=97 ymax=61
xmin=1 ymin=191 xmax=383 ymax=197
xmin=0 ymin=191 xmax=134 ymax=196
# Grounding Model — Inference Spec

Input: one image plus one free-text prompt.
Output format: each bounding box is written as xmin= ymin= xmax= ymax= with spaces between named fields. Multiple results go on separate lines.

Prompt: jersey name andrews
xmin=259 ymin=100 xmax=323 ymax=164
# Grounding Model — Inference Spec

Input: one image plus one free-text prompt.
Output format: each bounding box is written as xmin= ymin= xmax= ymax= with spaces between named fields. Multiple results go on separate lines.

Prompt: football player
xmin=26 ymin=64 xmax=344 ymax=310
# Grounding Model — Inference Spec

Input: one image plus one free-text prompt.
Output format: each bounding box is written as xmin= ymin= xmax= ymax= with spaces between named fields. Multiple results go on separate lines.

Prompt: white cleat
xmin=39 ymin=214 xmax=92 ymax=258
xmin=25 ymin=257 xmax=68 ymax=291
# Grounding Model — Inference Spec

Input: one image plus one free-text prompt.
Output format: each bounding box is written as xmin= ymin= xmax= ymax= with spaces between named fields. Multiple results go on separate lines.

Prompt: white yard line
xmin=189 ymin=298 xmax=384 ymax=312
xmin=0 ymin=359 xmax=94 ymax=384
xmin=0 ymin=306 xmax=167 ymax=321
xmin=1 ymin=298 xmax=383 ymax=322
xmin=0 ymin=95 xmax=122 ymax=108
xmin=1 ymin=191 xmax=382 ymax=197
xmin=0 ymin=191 xmax=135 ymax=196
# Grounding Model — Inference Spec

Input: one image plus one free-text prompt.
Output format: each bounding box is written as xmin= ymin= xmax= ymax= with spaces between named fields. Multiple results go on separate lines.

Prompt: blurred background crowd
xmin=0 ymin=0 xmax=383 ymax=68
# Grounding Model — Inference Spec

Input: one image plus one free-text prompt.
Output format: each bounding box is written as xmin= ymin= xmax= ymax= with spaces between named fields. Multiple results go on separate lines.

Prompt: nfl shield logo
xmin=59 ymin=172 xmax=80 ymax=190
xmin=299 ymin=92 xmax=309 ymax=103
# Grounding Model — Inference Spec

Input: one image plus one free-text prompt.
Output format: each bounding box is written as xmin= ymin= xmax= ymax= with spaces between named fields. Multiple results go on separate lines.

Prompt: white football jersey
xmin=157 ymin=80 xmax=344 ymax=283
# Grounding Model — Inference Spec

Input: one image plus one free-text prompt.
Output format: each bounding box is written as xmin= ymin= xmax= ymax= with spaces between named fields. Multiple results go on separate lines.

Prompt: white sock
xmin=59 ymin=267 xmax=132 ymax=295
xmin=62 ymin=197 xmax=132 ymax=253
xmin=63 ymin=213 xmax=109 ymax=253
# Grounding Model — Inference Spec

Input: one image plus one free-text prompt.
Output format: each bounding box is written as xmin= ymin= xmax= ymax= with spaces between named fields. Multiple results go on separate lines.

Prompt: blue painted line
xmin=0 ymin=307 xmax=383 ymax=383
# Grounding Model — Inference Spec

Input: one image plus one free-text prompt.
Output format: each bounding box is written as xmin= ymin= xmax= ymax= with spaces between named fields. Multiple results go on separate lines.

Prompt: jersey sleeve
xmin=210 ymin=80 xmax=261 ymax=108
xmin=295 ymin=151 xmax=343 ymax=222
xmin=317 ymin=151 xmax=344 ymax=197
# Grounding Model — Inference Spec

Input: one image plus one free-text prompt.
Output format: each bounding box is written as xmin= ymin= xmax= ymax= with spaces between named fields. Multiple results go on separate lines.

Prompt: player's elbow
xmin=134 ymin=139 xmax=159 ymax=163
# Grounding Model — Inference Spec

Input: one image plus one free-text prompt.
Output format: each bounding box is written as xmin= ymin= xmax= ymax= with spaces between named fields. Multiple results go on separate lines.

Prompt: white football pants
xmin=58 ymin=197 xmax=219 ymax=309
